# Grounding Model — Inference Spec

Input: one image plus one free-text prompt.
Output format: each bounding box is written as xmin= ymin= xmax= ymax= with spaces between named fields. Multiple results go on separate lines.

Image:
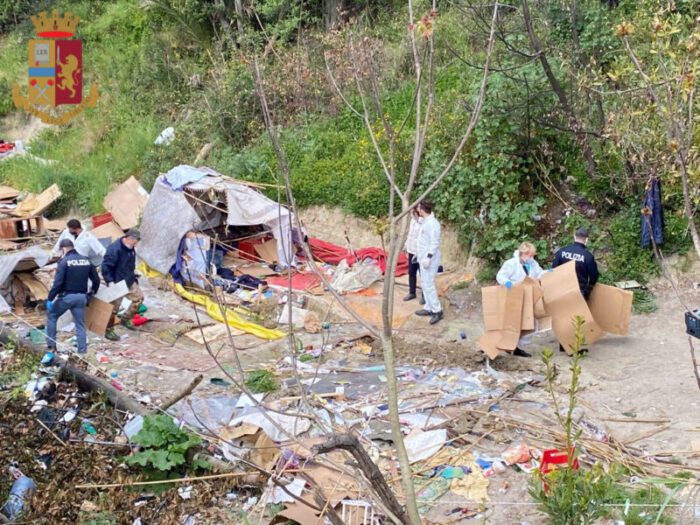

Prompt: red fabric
xmin=0 ymin=143 xmax=14 ymax=153
xmin=266 ymin=272 xmax=322 ymax=292
xmin=308 ymin=237 xmax=408 ymax=277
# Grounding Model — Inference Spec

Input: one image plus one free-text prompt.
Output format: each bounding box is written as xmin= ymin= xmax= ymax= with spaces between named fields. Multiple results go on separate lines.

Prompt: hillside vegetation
xmin=0 ymin=0 xmax=698 ymax=281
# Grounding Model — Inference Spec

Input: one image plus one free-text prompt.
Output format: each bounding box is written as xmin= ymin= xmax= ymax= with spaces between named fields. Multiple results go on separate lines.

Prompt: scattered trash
xmin=405 ymin=429 xmax=447 ymax=464
xmin=81 ymin=421 xmax=97 ymax=436
xmin=154 ymin=126 xmax=175 ymax=146
xmin=501 ymin=442 xmax=531 ymax=465
xmin=177 ymin=486 xmax=193 ymax=500
xmin=0 ymin=475 xmax=36 ymax=521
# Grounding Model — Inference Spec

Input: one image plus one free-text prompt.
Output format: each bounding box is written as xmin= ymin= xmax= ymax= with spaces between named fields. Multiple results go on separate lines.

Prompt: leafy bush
xmin=126 ymin=415 xmax=209 ymax=479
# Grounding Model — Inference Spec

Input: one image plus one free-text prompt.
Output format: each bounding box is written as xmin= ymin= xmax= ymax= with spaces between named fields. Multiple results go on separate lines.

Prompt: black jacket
xmin=552 ymin=241 xmax=599 ymax=298
xmin=48 ymin=250 xmax=100 ymax=301
xmin=101 ymin=237 xmax=137 ymax=287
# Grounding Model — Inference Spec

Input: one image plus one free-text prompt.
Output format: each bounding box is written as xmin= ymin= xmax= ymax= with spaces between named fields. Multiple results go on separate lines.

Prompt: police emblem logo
xmin=12 ymin=11 xmax=98 ymax=125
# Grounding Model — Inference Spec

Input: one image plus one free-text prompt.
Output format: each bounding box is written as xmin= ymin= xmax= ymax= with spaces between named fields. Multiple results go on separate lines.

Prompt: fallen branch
xmin=313 ymin=433 xmax=407 ymax=524
xmin=155 ymin=374 xmax=203 ymax=413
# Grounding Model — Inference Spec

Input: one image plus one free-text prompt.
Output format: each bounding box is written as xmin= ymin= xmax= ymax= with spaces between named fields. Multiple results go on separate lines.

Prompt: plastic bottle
xmin=1 ymin=476 xmax=36 ymax=520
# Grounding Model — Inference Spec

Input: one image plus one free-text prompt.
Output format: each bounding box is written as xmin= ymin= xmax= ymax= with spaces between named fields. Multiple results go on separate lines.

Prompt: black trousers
xmin=407 ymin=252 xmax=420 ymax=295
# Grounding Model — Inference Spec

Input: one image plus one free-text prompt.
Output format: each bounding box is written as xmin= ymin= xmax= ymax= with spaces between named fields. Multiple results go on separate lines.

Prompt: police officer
xmin=46 ymin=239 xmax=100 ymax=354
xmin=552 ymin=227 xmax=599 ymax=354
xmin=552 ymin=227 xmax=599 ymax=299
xmin=101 ymin=229 xmax=143 ymax=341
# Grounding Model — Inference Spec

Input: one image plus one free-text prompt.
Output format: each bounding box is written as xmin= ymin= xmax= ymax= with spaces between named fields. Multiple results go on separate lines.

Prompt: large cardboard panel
xmin=92 ymin=221 xmax=124 ymax=242
xmin=481 ymin=286 xmax=505 ymax=331
xmin=539 ymin=261 xmax=602 ymax=354
xmin=588 ymin=284 xmax=633 ymax=335
xmin=84 ymin=297 xmax=113 ymax=337
xmin=103 ymin=177 xmax=149 ymax=230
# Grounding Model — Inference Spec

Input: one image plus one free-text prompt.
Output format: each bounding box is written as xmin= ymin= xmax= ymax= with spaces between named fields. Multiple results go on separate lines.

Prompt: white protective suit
xmin=51 ymin=228 xmax=106 ymax=267
xmin=496 ymin=250 xmax=544 ymax=348
xmin=416 ymin=213 xmax=442 ymax=313
xmin=496 ymin=251 xmax=544 ymax=285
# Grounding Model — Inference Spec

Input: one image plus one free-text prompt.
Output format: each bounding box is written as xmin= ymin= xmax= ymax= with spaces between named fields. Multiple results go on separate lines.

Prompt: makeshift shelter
xmin=138 ymin=165 xmax=297 ymax=276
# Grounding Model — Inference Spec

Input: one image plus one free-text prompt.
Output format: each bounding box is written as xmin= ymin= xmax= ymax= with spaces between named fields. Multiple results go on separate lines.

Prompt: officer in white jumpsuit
xmin=414 ymin=200 xmax=443 ymax=325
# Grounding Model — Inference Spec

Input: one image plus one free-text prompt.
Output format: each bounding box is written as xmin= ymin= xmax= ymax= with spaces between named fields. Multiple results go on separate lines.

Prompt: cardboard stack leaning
xmin=478 ymin=261 xmax=633 ymax=358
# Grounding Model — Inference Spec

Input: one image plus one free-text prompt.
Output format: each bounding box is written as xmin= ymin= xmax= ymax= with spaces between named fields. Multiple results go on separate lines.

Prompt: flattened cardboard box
xmin=92 ymin=221 xmax=124 ymax=243
xmin=539 ymin=261 xmax=602 ymax=353
xmin=103 ymin=176 xmax=149 ymax=230
xmin=85 ymin=297 xmax=113 ymax=337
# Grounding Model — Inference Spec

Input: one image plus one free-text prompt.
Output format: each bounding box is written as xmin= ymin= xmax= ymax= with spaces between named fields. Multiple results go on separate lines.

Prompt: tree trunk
xmin=678 ymin=153 xmax=700 ymax=259
xmin=522 ymin=0 xmax=597 ymax=178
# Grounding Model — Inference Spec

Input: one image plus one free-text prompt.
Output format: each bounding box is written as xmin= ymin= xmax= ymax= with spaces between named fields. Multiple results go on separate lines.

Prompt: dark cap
xmin=575 ymin=227 xmax=589 ymax=239
xmin=59 ymin=239 xmax=74 ymax=249
xmin=125 ymin=228 xmax=141 ymax=240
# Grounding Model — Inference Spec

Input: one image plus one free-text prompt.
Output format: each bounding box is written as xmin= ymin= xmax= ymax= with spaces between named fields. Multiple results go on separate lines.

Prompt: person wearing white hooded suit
xmin=496 ymin=241 xmax=544 ymax=357
xmin=414 ymin=200 xmax=443 ymax=325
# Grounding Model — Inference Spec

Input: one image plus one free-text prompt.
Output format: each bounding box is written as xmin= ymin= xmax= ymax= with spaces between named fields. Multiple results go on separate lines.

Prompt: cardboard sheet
xmin=15 ymin=184 xmax=61 ymax=216
xmin=589 ymin=284 xmax=633 ymax=335
xmin=95 ymin=280 xmax=128 ymax=304
xmin=15 ymin=272 xmax=48 ymax=300
xmin=103 ymin=176 xmax=149 ymax=230
xmin=0 ymin=185 xmax=19 ymax=200
xmin=254 ymin=239 xmax=278 ymax=264
xmin=84 ymin=297 xmax=113 ymax=336
xmin=539 ymin=261 xmax=603 ymax=354
xmin=92 ymin=221 xmax=124 ymax=242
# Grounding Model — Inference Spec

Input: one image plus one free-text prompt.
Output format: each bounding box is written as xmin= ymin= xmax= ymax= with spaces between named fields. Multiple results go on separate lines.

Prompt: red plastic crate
xmin=540 ymin=448 xmax=580 ymax=492
xmin=92 ymin=212 xmax=113 ymax=229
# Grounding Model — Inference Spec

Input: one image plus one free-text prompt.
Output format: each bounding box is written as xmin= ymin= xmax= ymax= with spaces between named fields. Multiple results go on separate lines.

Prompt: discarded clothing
xmin=642 ymin=177 xmax=664 ymax=247
xmin=308 ymin=237 xmax=409 ymax=276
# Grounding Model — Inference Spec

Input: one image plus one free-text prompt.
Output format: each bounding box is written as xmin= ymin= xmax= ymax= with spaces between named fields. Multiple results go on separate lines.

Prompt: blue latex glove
xmin=505 ymin=280 xmax=513 ymax=289
xmin=46 ymin=300 xmax=53 ymax=312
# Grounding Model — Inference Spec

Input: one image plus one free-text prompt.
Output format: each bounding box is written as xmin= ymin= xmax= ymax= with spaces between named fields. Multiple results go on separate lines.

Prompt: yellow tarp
xmin=137 ymin=263 xmax=284 ymax=341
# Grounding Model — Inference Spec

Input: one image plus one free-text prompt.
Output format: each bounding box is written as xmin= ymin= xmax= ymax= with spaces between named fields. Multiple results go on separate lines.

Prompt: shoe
xmin=403 ymin=293 xmax=416 ymax=301
xmin=415 ymin=309 xmax=432 ymax=316
xmin=419 ymin=294 xmax=425 ymax=305
xmin=514 ymin=347 xmax=531 ymax=358
xmin=104 ymin=329 xmax=120 ymax=342
xmin=429 ymin=312 xmax=443 ymax=325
